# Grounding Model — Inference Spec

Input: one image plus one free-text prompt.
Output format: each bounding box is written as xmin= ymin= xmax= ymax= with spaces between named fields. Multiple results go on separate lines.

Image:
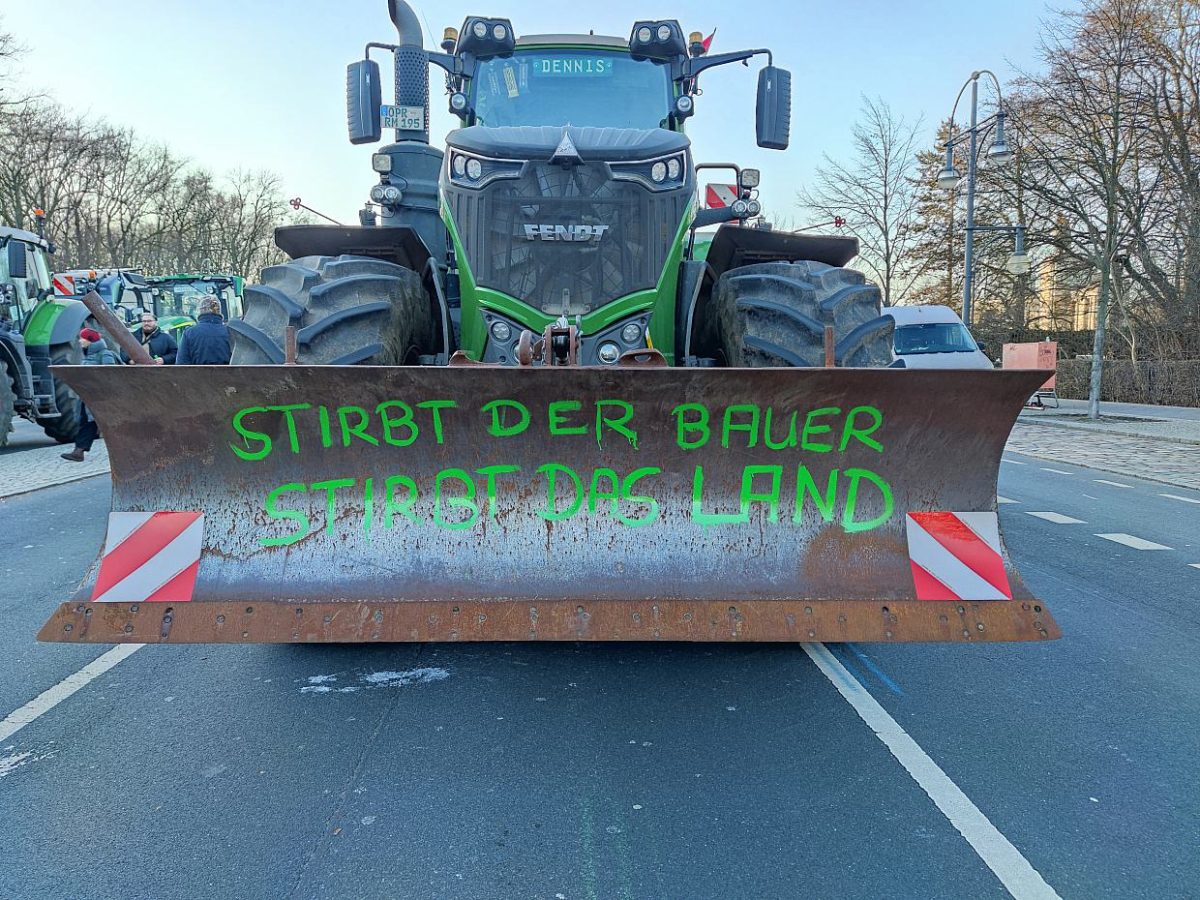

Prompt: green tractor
xmin=0 ymin=227 xmax=89 ymax=448
xmin=228 ymin=3 xmax=893 ymax=369
xmin=144 ymin=274 xmax=244 ymax=337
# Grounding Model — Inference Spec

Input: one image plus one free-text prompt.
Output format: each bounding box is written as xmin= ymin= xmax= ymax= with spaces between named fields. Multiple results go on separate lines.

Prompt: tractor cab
xmin=145 ymin=275 xmax=244 ymax=336
xmin=1 ymin=226 xmax=54 ymax=332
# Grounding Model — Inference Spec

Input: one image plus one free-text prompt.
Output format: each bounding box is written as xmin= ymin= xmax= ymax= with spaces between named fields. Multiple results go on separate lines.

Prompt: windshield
xmin=151 ymin=281 xmax=224 ymax=318
xmin=1 ymin=239 xmax=51 ymax=322
xmin=472 ymin=49 xmax=673 ymax=129
xmin=894 ymin=322 xmax=980 ymax=355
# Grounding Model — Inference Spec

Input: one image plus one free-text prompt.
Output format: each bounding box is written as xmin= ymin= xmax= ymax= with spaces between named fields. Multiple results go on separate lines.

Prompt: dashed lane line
xmin=1025 ymin=512 xmax=1086 ymax=524
xmin=1040 ymin=468 xmax=1074 ymax=475
xmin=1001 ymin=458 xmax=1026 ymax=465
xmin=1093 ymin=479 xmax=1132 ymax=489
xmin=0 ymin=644 xmax=143 ymax=744
xmin=1095 ymin=533 xmax=1172 ymax=551
xmin=1190 ymin=564 xmax=1200 ymax=570
xmin=803 ymin=643 xmax=1062 ymax=900
xmin=997 ymin=496 xmax=1017 ymax=504
xmin=1160 ymin=493 xmax=1200 ymax=505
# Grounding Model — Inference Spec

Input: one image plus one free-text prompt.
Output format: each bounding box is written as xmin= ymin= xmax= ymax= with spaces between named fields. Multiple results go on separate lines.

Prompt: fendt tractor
xmin=38 ymin=1 xmax=1060 ymax=646
xmin=0 ymin=226 xmax=88 ymax=449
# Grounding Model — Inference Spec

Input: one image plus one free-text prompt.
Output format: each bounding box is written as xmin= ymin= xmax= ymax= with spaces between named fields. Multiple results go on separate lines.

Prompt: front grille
xmin=447 ymin=162 xmax=689 ymax=316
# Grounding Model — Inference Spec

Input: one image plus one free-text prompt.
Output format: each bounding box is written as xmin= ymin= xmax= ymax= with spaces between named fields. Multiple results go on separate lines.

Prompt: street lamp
xmin=938 ymin=70 xmax=1024 ymax=327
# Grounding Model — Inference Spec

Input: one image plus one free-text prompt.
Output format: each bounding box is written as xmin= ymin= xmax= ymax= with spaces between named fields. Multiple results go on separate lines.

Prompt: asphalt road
xmin=0 ymin=417 xmax=58 ymax=456
xmin=1 ymin=452 xmax=1197 ymax=899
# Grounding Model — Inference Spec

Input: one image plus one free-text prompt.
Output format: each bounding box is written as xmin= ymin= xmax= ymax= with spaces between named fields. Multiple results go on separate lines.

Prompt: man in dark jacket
xmin=122 ymin=311 xmax=177 ymax=365
xmin=176 ymin=296 xmax=232 ymax=364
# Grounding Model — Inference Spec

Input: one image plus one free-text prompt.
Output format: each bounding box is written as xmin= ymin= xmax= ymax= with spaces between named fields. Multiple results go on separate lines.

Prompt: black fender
xmin=47 ymin=300 xmax=91 ymax=347
xmin=275 ymin=225 xmax=433 ymax=272
xmin=703 ymin=225 xmax=860 ymax=282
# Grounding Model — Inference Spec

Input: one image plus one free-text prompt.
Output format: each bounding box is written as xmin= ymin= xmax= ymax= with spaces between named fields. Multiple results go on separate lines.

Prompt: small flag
xmin=701 ymin=29 xmax=716 ymax=52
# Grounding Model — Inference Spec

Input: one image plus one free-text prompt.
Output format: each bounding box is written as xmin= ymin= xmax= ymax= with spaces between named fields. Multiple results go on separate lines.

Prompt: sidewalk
xmin=1008 ymin=399 xmax=1199 ymax=490
xmin=1018 ymin=399 xmax=1200 ymax=446
xmin=0 ymin=441 xmax=111 ymax=499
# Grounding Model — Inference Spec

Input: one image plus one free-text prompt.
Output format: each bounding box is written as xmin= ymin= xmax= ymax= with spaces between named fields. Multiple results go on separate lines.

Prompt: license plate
xmin=381 ymin=104 xmax=424 ymax=131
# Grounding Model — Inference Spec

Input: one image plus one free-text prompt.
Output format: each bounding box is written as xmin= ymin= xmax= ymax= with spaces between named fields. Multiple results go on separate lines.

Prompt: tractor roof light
xmin=688 ymin=31 xmax=706 ymax=57
xmin=629 ymin=20 xmax=686 ymax=61
xmin=371 ymin=153 xmax=393 ymax=174
xmin=740 ymin=168 xmax=761 ymax=189
xmin=456 ymin=17 xmax=516 ymax=58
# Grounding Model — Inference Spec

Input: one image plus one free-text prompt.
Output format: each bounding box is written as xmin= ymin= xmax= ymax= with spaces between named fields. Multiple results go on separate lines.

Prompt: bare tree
xmin=1005 ymin=0 xmax=1154 ymax=417
xmin=797 ymin=97 xmax=924 ymax=304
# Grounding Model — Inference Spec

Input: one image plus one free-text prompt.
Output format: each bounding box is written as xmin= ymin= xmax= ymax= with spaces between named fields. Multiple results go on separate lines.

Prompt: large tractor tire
xmin=0 ymin=369 xmax=16 ymax=449
xmin=717 ymin=261 xmax=894 ymax=368
xmin=38 ymin=340 xmax=83 ymax=444
xmin=229 ymin=255 xmax=435 ymax=365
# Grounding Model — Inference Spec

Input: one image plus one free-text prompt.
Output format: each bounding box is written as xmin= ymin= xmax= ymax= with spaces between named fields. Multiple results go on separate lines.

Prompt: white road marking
xmin=1093 ymin=479 xmax=1132 ymax=489
xmin=1026 ymin=512 xmax=1086 ymax=524
xmin=1001 ymin=458 xmax=1026 ymax=465
xmin=1160 ymin=493 xmax=1200 ymax=505
xmin=1095 ymin=533 xmax=1172 ymax=551
xmin=1189 ymin=564 xmax=1200 ymax=570
xmin=997 ymin=496 xmax=1017 ymax=504
xmin=802 ymin=644 xmax=1062 ymax=900
xmin=1040 ymin=468 xmax=1074 ymax=475
xmin=0 ymin=644 xmax=143 ymax=744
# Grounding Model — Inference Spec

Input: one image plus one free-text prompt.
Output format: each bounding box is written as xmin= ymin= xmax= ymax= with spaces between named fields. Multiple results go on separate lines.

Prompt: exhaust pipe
xmin=386 ymin=0 xmax=429 ymax=143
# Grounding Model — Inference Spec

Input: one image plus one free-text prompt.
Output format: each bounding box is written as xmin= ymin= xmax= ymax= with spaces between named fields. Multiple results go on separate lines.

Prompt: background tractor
xmin=1 ymin=226 xmax=88 ymax=448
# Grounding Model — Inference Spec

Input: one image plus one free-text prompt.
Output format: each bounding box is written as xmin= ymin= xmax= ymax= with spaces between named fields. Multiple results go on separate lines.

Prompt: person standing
xmin=176 ymin=295 xmax=232 ymax=364
xmin=122 ymin=311 xmax=177 ymax=365
xmin=61 ymin=328 xmax=116 ymax=462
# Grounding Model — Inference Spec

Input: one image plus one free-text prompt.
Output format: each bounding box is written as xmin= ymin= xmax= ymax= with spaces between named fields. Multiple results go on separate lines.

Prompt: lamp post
xmin=935 ymin=70 xmax=1023 ymax=327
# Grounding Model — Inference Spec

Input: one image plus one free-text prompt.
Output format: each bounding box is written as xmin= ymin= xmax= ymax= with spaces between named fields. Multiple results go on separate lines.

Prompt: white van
xmin=882 ymin=305 xmax=994 ymax=369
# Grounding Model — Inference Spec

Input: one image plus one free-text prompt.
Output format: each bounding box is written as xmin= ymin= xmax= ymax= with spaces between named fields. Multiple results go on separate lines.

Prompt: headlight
xmin=636 ymin=25 xmax=652 ymax=43
xmin=492 ymin=23 xmax=507 ymax=40
xmin=371 ymin=153 xmax=392 ymax=174
xmin=472 ymin=20 xmax=487 ymax=38
xmin=449 ymin=92 xmax=469 ymax=113
xmin=657 ymin=24 xmax=672 ymax=41
xmin=620 ymin=322 xmax=642 ymax=344
xmin=598 ymin=342 xmax=621 ymax=364
xmin=610 ymin=152 xmax=688 ymax=192
xmin=490 ymin=320 xmax=512 ymax=342
xmin=448 ymin=151 xmax=524 ymax=188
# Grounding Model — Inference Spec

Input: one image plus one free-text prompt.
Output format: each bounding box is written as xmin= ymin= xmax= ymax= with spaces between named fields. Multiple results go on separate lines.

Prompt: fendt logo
xmin=523 ymin=224 xmax=609 ymax=242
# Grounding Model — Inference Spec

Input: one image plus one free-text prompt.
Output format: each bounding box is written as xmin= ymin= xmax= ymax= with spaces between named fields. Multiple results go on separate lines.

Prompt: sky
xmin=4 ymin=0 xmax=1066 ymax=229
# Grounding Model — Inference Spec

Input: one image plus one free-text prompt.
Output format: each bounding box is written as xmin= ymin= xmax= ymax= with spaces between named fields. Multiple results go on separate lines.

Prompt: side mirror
xmin=6 ymin=241 xmax=28 ymax=280
xmin=346 ymin=59 xmax=383 ymax=145
xmin=755 ymin=66 xmax=792 ymax=150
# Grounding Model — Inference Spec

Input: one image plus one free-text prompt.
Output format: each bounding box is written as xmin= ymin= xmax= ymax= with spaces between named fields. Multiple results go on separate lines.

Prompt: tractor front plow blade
xmin=38 ymin=365 xmax=1059 ymax=644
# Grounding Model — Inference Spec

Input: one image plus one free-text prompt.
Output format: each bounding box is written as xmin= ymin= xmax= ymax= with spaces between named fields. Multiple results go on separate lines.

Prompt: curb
xmin=0 ymin=469 xmax=112 ymax=501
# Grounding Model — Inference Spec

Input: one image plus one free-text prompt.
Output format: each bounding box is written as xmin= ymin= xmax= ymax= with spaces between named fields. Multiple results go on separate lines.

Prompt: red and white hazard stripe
xmin=705 ymin=183 xmax=739 ymax=209
xmin=52 ymin=274 xmax=75 ymax=296
xmin=905 ymin=511 xmax=1012 ymax=601
xmin=91 ymin=512 xmax=204 ymax=603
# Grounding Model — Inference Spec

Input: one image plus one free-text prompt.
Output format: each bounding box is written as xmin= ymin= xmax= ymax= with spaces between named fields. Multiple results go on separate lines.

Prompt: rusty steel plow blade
xmin=38 ymin=365 xmax=1060 ymax=644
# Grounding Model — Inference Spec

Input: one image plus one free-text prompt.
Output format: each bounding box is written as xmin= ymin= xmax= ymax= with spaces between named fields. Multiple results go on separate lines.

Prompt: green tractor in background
xmin=0 ymin=226 xmax=89 ymax=448
xmin=144 ymin=274 xmax=244 ymax=337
